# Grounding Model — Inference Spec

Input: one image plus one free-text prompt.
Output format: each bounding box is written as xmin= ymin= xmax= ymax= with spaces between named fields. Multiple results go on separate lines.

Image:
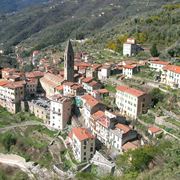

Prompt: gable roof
xmin=116 ymin=85 xmax=145 ymax=97
xmin=148 ymin=126 xmax=162 ymax=134
xmin=82 ymin=94 xmax=100 ymax=108
xmin=163 ymin=65 xmax=180 ymax=74
xmin=71 ymin=127 xmax=94 ymax=141
xmin=115 ymin=123 xmax=131 ymax=134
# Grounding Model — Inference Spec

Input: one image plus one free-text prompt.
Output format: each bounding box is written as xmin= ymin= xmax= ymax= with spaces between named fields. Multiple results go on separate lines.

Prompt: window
xmin=84 ymin=146 xmax=86 ymax=150
xmin=90 ymin=147 xmax=93 ymax=152
xmin=84 ymin=152 xmax=86 ymax=156
xmin=83 ymin=157 xmax=86 ymax=161
xmin=84 ymin=141 xmax=87 ymax=145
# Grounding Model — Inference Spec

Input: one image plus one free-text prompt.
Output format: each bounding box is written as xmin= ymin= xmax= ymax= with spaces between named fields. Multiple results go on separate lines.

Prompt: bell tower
xmin=64 ymin=40 xmax=74 ymax=82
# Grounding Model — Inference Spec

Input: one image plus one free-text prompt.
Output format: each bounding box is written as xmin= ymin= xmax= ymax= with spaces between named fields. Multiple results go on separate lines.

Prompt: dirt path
xmin=0 ymin=154 xmax=35 ymax=179
xmin=0 ymin=121 xmax=43 ymax=133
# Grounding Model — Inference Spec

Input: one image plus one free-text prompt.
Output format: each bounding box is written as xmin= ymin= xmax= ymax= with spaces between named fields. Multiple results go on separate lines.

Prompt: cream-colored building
xmin=28 ymin=98 xmax=50 ymax=123
xmin=122 ymin=65 xmax=138 ymax=78
xmin=69 ymin=127 xmax=95 ymax=162
xmin=116 ymin=86 xmax=151 ymax=119
xmin=40 ymin=73 xmax=64 ymax=98
xmin=49 ymin=94 xmax=72 ymax=130
xmin=63 ymin=82 xmax=84 ymax=96
xmin=161 ymin=65 xmax=180 ymax=88
xmin=0 ymin=80 xmax=25 ymax=113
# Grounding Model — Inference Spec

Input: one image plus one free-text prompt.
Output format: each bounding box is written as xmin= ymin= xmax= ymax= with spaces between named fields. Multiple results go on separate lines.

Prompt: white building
xmin=49 ymin=94 xmax=72 ymax=130
xmin=122 ymin=65 xmax=138 ymax=78
xmin=63 ymin=82 xmax=84 ymax=96
xmin=123 ymin=38 xmax=143 ymax=56
xmin=81 ymin=94 xmax=104 ymax=128
xmin=116 ymin=86 xmax=151 ymax=119
xmin=98 ymin=65 xmax=111 ymax=80
xmin=68 ymin=127 xmax=95 ymax=162
xmin=161 ymin=65 xmax=180 ymax=88
xmin=149 ymin=61 xmax=170 ymax=72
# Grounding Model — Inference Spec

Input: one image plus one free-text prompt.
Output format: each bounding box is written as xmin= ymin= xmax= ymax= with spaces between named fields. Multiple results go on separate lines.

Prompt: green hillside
xmin=0 ymin=0 xmax=179 ymax=54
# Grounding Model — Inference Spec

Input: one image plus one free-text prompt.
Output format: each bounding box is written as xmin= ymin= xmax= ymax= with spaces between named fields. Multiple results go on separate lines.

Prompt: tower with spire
xmin=64 ymin=40 xmax=74 ymax=82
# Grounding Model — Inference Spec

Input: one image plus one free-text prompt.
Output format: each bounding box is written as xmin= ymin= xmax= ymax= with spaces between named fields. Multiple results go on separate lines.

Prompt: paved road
xmin=0 ymin=121 xmax=43 ymax=133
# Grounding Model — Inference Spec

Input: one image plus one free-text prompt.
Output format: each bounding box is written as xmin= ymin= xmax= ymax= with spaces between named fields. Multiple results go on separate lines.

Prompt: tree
xmin=150 ymin=88 xmax=165 ymax=106
xmin=150 ymin=44 xmax=159 ymax=57
xmin=2 ymin=132 xmax=17 ymax=152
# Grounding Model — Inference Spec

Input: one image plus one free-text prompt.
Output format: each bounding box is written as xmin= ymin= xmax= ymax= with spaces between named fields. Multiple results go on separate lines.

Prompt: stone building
xmin=64 ymin=40 xmax=74 ymax=82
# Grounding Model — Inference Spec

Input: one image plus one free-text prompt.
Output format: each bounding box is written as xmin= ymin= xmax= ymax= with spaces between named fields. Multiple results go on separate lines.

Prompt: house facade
xmin=69 ymin=127 xmax=95 ymax=162
xmin=116 ymin=86 xmax=151 ymax=119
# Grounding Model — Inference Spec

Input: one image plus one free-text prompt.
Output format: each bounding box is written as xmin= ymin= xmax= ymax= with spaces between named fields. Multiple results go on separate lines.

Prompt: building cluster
xmin=0 ymin=39 xmax=179 ymax=163
xmin=148 ymin=58 xmax=180 ymax=88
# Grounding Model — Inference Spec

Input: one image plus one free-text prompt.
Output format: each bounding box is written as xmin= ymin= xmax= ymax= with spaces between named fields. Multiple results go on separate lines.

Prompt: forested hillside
xmin=0 ymin=0 xmax=48 ymax=13
xmin=0 ymin=0 xmax=179 ymax=54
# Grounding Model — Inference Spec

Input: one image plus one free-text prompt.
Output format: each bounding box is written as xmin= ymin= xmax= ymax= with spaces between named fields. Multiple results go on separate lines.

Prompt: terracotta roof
xmin=4 ymin=81 xmax=25 ymax=89
xmin=26 ymin=71 xmax=44 ymax=78
xmin=56 ymin=85 xmax=63 ymax=91
xmin=82 ymin=77 xmax=93 ymax=83
xmin=163 ymin=65 xmax=180 ymax=74
xmin=123 ymin=65 xmax=136 ymax=69
xmin=148 ymin=126 xmax=162 ymax=134
xmin=75 ymin=62 xmax=91 ymax=67
xmin=151 ymin=61 xmax=170 ymax=65
xmin=0 ymin=80 xmax=9 ymax=86
xmin=116 ymin=85 xmax=145 ymax=97
xmin=88 ymin=81 xmax=99 ymax=87
xmin=116 ymin=85 xmax=129 ymax=92
xmin=97 ymin=116 xmax=110 ymax=129
xmin=82 ymin=94 xmax=99 ymax=108
xmin=115 ymin=123 xmax=131 ymax=134
xmin=71 ymin=127 xmax=95 ymax=141
xmin=122 ymin=142 xmax=138 ymax=151
xmin=98 ymin=89 xmax=109 ymax=94
xmin=92 ymin=111 xmax=105 ymax=120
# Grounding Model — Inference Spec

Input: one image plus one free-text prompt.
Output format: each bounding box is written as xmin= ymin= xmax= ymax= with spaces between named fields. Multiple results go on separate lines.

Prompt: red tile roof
xmin=92 ymin=111 xmax=105 ymax=120
xmin=98 ymin=89 xmax=109 ymax=94
xmin=116 ymin=123 xmax=131 ymax=134
xmin=56 ymin=85 xmax=63 ymax=91
xmin=82 ymin=94 xmax=99 ymax=108
xmin=123 ymin=65 xmax=136 ymax=69
xmin=0 ymin=80 xmax=9 ymax=86
xmin=4 ymin=81 xmax=25 ymax=89
xmin=163 ymin=65 xmax=180 ymax=74
xmin=26 ymin=71 xmax=44 ymax=78
xmin=116 ymin=85 xmax=145 ymax=97
xmin=98 ymin=116 xmax=110 ymax=128
xmin=82 ymin=77 xmax=93 ymax=83
xmin=71 ymin=127 xmax=95 ymax=141
xmin=88 ymin=81 xmax=99 ymax=87
xmin=116 ymin=85 xmax=129 ymax=92
xmin=148 ymin=126 xmax=162 ymax=134
xmin=122 ymin=142 xmax=138 ymax=151
xmin=151 ymin=61 xmax=170 ymax=65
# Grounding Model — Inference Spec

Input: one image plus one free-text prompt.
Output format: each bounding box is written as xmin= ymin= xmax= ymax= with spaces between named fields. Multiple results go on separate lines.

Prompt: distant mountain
xmin=0 ymin=0 xmax=179 ymax=54
xmin=0 ymin=0 xmax=49 ymax=13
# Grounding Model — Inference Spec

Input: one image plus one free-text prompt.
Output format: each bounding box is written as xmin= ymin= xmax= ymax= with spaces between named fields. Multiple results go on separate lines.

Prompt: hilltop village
xmin=0 ymin=39 xmax=180 ymax=178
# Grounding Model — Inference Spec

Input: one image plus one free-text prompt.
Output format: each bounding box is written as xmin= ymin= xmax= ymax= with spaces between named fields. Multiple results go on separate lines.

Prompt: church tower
xmin=64 ymin=40 xmax=74 ymax=82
